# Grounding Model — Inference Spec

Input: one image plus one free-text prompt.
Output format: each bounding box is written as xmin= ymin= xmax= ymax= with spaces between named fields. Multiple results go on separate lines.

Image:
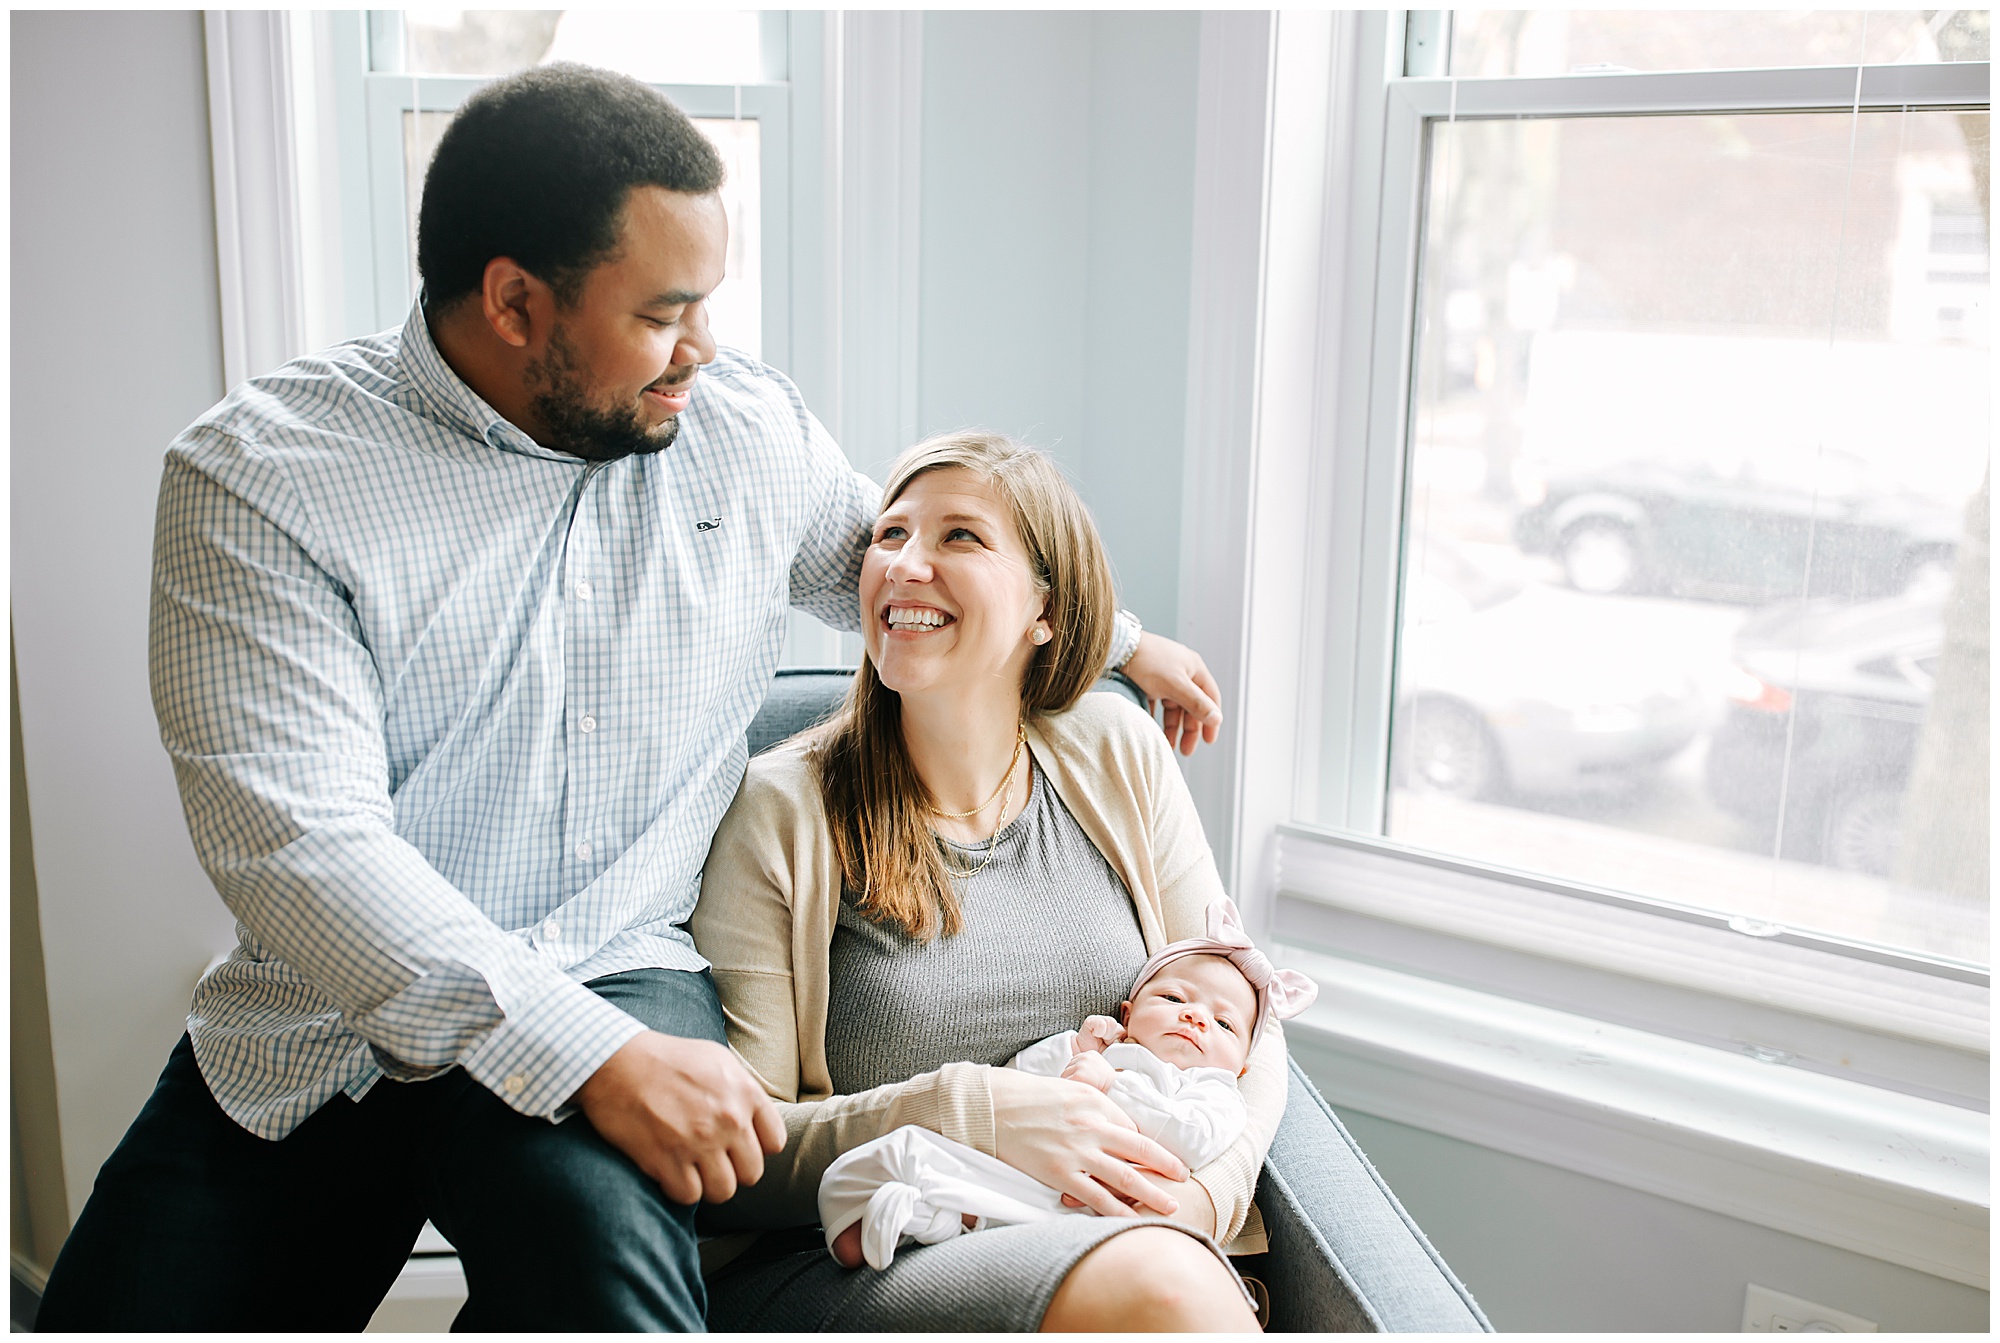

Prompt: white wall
xmin=1076 ymin=14 xmax=1199 ymax=638
xmin=11 ymin=10 xmax=241 ymax=1219
xmin=914 ymin=11 xmax=1198 ymax=635
xmin=1327 ymin=1100 xmax=1989 ymax=1332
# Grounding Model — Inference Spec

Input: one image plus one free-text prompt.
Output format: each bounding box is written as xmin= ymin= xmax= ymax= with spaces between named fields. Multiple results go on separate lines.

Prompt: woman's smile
xmin=881 ymin=601 xmax=957 ymax=634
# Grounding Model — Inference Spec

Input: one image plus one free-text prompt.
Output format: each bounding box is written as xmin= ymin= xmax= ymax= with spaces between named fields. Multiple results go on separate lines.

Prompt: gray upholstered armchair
xmin=738 ymin=668 xmax=1490 ymax=1333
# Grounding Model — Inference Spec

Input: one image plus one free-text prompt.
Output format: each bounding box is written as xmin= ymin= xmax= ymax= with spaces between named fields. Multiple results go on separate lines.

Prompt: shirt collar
xmin=399 ymin=295 xmax=578 ymax=463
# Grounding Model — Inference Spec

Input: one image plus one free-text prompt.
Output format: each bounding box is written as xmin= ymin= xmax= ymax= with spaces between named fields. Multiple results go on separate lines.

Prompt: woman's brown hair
xmin=807 ymin=432 xmax=1117 ymax=941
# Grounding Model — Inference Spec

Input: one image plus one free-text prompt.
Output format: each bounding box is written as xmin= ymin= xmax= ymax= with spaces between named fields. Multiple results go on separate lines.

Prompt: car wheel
xmin=1560 ymin=521 xmax=1640 ymax=595
xmin=1824 ymin=786 xmax=1904 ymax=877
xmin=1399 ymin=700 xmax=1499 ymax=800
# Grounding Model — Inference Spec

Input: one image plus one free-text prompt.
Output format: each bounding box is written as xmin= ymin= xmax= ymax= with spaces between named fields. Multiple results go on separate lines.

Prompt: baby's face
xmin=1120 ymin=954 xmax=1258 ymax=1076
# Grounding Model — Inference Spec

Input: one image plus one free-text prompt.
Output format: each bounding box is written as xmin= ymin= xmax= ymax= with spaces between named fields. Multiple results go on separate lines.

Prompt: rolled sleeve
xmin=787 ymin=414 xmax=876 ymax=632
xmin=1108 ymin=609 xmax=1142 ymax=670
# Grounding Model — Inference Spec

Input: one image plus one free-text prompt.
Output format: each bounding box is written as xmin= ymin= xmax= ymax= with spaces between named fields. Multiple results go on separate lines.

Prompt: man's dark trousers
xmin=36 ymin=968 xmax=727 ymax=1331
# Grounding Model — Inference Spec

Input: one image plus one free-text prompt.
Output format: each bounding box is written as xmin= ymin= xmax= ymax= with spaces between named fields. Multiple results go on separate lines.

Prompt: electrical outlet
xmin=1743 ymin=1284 xmax=1877 ymax=1333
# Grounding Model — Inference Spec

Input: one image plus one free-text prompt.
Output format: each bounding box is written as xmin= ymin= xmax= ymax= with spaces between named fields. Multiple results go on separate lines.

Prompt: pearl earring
xmin=1032 ymin=629 xmax=1051 ymax=644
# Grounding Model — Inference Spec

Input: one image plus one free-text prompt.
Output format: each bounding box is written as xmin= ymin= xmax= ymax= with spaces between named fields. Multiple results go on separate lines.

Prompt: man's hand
xmin=1076 ymin=1014 xmax=1125 ymax=1053
xmin=1120 ymin=632 xmax=1223 ymax=756
xmin=572 ymin=1031 xmax=786 ymax=1206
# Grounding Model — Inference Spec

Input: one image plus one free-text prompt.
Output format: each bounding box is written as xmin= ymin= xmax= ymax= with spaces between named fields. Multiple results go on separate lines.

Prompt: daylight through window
xmin=1363 ymin=15 xmax=1990 ymax=969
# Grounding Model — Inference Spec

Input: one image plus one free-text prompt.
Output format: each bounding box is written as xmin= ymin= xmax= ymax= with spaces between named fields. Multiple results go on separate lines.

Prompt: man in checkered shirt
xmin=37 ymin=64 xmax=1224 ymax=1330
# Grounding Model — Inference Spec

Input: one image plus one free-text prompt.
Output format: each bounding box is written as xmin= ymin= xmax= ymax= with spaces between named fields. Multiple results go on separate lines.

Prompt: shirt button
xmin=543 ymin=919 xmax=561 ymax=940
xmin=575 ymin=582 xmax=593 ymax=601
xmin=579 ymin=714 xmax=597 ymax=734
xmin=575 ymin=841 xmax=593 ymax=862
xmin=504 ymin=1074 xmax=526 ymax=1095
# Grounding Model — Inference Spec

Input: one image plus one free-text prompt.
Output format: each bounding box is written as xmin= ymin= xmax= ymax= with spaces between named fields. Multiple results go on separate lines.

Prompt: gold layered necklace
xmin=933 ymin=721 xmax=1028 ymax=880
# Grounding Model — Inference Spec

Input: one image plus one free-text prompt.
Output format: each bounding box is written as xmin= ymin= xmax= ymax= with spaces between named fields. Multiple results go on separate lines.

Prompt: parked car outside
xmin=1393 ymin=539 xmax=1712 ymax=800
xmin=1703 ymin=590 xmax=1941 ymax=875
xmin=1511 ymin=448 xmax=1959 ymax=604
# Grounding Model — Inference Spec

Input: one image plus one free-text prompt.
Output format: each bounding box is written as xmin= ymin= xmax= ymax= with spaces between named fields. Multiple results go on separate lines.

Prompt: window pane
xmin=394 ymin=9 xmax=765 ymax=83
xmin=694 ymin=118 xmax=762 ymax=359
xmin=1385 ymin=107 xmax=1990 ymax=965
xmin=400 ymin=111 xmax=763 ymax=358
xmin=540 ymin=11 xmax=764 ymax=85
xmin=400 ymin=10 xmax=562 ymax=76
xmin=1449 ymin=10 xmax=1990 ymax=77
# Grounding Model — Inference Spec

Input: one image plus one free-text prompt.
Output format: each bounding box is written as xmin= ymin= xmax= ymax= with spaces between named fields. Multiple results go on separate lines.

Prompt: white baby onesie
xmin=1009 ymin=1031 xmax=1247 ymax=1169
xmin=817 ymin=1028 xmax=1248 ymax=1269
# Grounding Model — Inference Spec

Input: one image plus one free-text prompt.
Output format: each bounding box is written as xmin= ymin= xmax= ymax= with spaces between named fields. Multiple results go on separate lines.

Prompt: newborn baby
xmin=819 ymin=898 xmax=1316 ymax=1270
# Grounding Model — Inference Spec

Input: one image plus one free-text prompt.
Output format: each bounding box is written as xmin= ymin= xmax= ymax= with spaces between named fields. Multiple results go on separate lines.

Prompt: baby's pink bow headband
xmin=1128 ymin=897 xmax=1318 ymax=1045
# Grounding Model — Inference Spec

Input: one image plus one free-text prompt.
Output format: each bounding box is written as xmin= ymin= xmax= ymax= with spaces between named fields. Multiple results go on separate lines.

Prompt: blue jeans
xmin=36 ymin=968 xmax=726 ymax=1332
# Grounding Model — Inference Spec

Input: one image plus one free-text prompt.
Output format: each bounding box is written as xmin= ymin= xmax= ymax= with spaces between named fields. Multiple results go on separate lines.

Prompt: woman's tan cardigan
xmin=688 ymin=692 xmax=1284 ymax=1248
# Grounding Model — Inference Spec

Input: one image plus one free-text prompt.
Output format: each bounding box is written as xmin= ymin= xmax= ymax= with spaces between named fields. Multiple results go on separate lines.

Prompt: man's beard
xmin=524 ymin=324 xmax=681 ymax=462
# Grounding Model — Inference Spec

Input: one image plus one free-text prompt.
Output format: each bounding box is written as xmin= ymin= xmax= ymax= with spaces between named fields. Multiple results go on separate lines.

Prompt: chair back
xmin=745 ymin=667 xmax=1149 ymax=758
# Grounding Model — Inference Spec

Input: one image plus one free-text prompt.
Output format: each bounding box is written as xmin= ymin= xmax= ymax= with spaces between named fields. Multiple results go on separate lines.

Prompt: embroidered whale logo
xmin=694 ymin=517 xmax=723 ymax=532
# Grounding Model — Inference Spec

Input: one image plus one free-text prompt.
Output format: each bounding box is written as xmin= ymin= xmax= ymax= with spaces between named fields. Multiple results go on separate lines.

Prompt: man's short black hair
xmin=417 ymin=63 xmax=724 ymax=311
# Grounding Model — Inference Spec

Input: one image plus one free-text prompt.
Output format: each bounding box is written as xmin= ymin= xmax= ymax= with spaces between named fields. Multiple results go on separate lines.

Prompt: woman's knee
xmin=1040 ymin=1226 xmax=1258 ymax=1333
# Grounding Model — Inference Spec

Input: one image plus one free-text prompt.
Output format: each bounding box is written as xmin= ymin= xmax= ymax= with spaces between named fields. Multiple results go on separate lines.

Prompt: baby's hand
xmin=1076 ymin=1015 xmax=1125 ymax=1054
xmin=1061 ymin=1050 xmax=1118 ymax=1092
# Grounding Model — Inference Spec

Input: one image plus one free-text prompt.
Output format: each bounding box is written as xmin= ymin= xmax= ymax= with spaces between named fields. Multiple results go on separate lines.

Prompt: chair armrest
xmin=1254 ymin=1059 xmax=1492 ymax=1332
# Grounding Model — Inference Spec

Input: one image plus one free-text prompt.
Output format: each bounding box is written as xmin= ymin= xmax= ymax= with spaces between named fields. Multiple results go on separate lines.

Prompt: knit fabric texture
xmin=706 ymin=1217 xmax=1236 ymax=1332
xmin=824 ymin=761 xmax=1149 ymax=1094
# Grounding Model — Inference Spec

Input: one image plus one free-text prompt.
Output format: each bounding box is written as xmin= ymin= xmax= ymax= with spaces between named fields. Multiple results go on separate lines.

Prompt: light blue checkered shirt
xmin=154 ymin=302 xmax=1139 ymax=1140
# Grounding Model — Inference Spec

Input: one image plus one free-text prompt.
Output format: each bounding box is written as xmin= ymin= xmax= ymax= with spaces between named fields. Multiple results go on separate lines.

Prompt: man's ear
xmin=479 ymin=257 xmax=548 ymax=350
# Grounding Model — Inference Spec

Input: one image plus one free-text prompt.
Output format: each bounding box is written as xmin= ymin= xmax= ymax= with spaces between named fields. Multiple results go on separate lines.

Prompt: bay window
xmin=1193 ymin=9 xmax=1989 ymax=1292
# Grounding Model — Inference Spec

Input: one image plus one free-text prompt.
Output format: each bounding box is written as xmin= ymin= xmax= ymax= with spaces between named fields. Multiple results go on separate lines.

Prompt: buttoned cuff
xmin=459 ymin=976 xmax=648 ymax=1121
xmin=1109 ymin=608 xmax=1143 ymax=671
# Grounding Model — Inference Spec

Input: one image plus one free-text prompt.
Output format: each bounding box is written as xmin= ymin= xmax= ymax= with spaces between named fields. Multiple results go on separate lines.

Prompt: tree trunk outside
xmin=1890 ymin=89 xmax=1989 ymax=912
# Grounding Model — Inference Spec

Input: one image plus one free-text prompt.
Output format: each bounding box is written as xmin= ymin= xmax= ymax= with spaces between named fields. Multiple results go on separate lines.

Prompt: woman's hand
xmin=1132 ymin=1170 xmax=1218 ymax=1237
xmin=990 ymin=1067 xmax=1189 ymax=1218
xmin=1060 ymin=1171 xmax=1219 ymax=1237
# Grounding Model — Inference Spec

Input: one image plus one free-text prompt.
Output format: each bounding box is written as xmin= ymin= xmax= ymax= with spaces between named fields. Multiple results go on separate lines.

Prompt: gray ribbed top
xmin=824 ymin=760 xmax=1149 ymax=1095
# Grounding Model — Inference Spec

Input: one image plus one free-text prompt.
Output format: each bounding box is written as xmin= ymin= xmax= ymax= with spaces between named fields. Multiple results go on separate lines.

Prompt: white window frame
xmin=1181 ymin=10 xmax=1990 ymax=1289
xmin=209 ymin=11 xmax=820 ymax=379
xmin=1307 ymin=26 xmax=1991 ymax=1085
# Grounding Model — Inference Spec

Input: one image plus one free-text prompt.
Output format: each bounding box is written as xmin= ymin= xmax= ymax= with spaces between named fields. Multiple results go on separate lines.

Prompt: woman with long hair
xmin=691 ymin=433 xmax=1282 ymax=1331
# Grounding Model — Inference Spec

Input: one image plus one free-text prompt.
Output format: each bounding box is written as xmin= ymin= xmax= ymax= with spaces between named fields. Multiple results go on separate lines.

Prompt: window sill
xmin=1274 ymin=824 xmax=1988 ymax=1107
xmin=1277 ymin=945 xmax=1990 ymax=1289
